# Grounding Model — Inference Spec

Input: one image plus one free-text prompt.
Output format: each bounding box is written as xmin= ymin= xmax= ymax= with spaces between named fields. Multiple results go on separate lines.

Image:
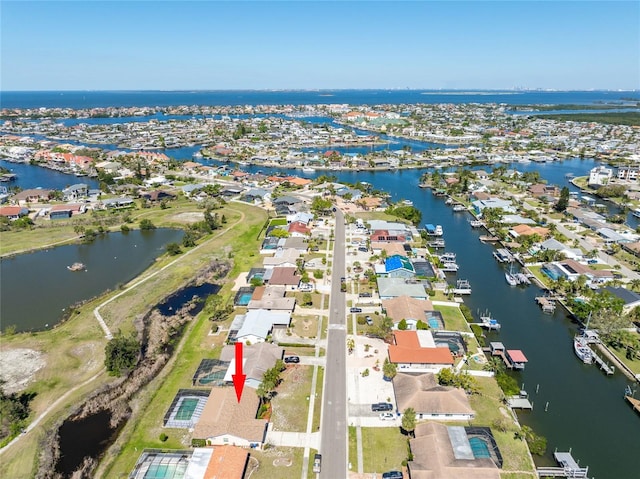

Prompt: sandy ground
xmin=0 ymin=348 xmax=46 ymax=394
xmin=171 ymin=212 xmax=205 ymax=223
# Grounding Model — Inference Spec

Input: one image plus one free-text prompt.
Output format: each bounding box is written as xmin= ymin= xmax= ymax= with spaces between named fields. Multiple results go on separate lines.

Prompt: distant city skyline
xmin=2 ymin=1 xmax=639 ymax=91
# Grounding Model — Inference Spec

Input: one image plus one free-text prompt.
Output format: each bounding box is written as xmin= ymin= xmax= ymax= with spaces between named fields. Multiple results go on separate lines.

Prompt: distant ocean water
xmin=0 ymin=89 xmax=637 ymax=109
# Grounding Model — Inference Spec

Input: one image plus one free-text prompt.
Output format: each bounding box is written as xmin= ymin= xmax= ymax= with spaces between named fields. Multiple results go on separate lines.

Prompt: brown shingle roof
xmin=382 ymin=296 xmax=434 ymax=322
xmin=408 ymin=422 xmax=499 ymax=479
xmin=268 ymin=267 xmax=301 ymax=286
xmin=393 ymin=373 xmax=473 ymax=415
xmin=192 ymin=387 xmax=266 ymax=444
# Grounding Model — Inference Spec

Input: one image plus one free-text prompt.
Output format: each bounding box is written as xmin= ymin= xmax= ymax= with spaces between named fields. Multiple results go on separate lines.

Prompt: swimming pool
xmin=469 ymin=437 xmax=491 ymax=459
xmin=175 ymin=398 xmax=198 ymax=420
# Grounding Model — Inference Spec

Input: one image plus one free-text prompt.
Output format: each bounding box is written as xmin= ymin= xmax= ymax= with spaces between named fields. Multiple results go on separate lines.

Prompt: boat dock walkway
xmin=536 ymin=296 xmax=556 ymax=313
xmin=626 ymin=395 xmax=640 ymax=414
xmin=507 ymin=392 xmax=533 ymax=410
xmin=590 ymin=347 xmax=615 ymax=375
xmin=536 ymin=451 xmax=590 ymax=478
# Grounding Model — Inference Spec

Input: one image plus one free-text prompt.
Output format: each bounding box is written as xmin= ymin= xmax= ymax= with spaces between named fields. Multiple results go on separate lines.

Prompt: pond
xmin=0 ymin=228 xmax=183 ymax=332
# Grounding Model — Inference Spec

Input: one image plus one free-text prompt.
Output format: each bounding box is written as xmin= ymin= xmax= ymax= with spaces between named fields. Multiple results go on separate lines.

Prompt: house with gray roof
xmin=377 ymin=277 xmax=428 ymax=300
xmin=232 ymin=309 xmax=291 ymax=345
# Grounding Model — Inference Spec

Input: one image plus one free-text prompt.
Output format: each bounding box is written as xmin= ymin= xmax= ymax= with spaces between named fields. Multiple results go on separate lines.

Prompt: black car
xmin=350 ymin=307 xmax=362 ymax=313
xmin=359 ymin=292 xmax=372 ymax=298
xmin=371 ymin=402 xmax=393 ymax=412
xmin=284 ymin=355 xmax=300 ymax=364
xmin=382 ymin=471 xmax=403 ymax=479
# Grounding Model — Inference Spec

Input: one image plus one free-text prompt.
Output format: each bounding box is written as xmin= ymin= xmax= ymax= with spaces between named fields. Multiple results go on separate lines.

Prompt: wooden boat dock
xmin=625 ymin=395 xmax=640 ymax=414
xmin=536 ymin=296 xmax=556 ymax=313
xmin=479 ymin=235 xmax=499 ymax=243
xmin=488 ymin=342 xmax=528 ymax=370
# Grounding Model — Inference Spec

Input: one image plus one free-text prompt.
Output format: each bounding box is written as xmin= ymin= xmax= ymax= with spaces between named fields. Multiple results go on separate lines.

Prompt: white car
xmin=379 ymin=412 xmax=395 ymax=421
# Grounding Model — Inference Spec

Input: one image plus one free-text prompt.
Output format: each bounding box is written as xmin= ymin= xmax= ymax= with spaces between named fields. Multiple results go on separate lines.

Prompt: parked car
xmin=359 ymin=292 xmax=372 ymax=298
xmin=350 ymin=307 xmax=362 ymax=313
xmin=313 ymin=453 xmax=322 ymax=473
xmin=379 ymin=412 xmax=395 ymax=421
xmin=371 ymin=402 xmax=393 ymax=412
xmin=358 ymin=246 xmax=369 ymax=252
xmin=382 ymin=471 xmax=403 ymax=479
xmin=365 ymin=315 xmax=373 ymax=326
xmin=284 ymin=355 xmax=300 ymax=364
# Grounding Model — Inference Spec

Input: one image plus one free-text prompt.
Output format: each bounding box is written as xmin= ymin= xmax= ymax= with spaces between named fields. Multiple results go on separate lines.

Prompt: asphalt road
xmin=319 ymin=208 xmax=348 ymax=478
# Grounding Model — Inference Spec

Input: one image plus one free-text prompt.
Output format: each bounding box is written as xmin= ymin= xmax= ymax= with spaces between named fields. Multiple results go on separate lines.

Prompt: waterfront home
xmin=588 ymin=166 xmax=613 ymax=187
xmin=388 ymin=330 xmax=454 ymax=372
xmin=604 ymin=286 xmax=640 ymax=314
xmin=370 ymin=229 xmax=408 ymax=243
xmin=262 ymin=248 xmax=301 ymax=268
xmin=500 ymin=214 xmax=537 ymax=225
xmin=617 ymin=166 xmax=640 ymax=182
xmin=539 ymin=238 xmax=583 ymax=260
xmin=376 ymin=254 xmax=416 ymax=278
xmin=357 ymin=196 xmax=384 ymax=210
xmin=381 ymin=295 xmax=434 ymax=327
xmin=191 ymin=387 xmax=267 ymax=449
xmin=408 ymin=423 xmax=501 ymax=479
xmin=528 ymin=183 xmax=560 ymax=198
xmin=509 ymin=224 xmax=550 ymax=239
xmin=370 ymin=241 xmax=406 ymax=257
xmin=62 ymin=183 xmax=88 ymax=201
xmin=471 ymin=198 xmax=516 ymax=216
xmin=230 ymin=309 xmax=291 ymax=344
xmin=11 ymin=188 xmax=54 ymax=204
xmin=377 ymin=278 xmax=429 ymax=300
xmin=393 ymin=373 xmax=474 ymax=420
xmin=0 ymin=205 xmax=29 ymax=219
xmin=220 ymin=342 xmax=284 ymax=389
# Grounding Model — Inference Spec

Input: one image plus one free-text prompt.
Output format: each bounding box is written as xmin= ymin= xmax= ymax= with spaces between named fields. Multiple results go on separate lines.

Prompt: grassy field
xmin=433 ymin=304 xmax=470 ymax=331
xmin=360 ymin=427 xmax=408 ymax=473
xmin=271 ymin=365 xmax=313 ymax=432
xmin=348 ymin=426 xmax=358 ymax=471
xmin=312 ymin=367 xmax=324 ymax=432
xmin=0 ymin=201 xmax=269 ymax=478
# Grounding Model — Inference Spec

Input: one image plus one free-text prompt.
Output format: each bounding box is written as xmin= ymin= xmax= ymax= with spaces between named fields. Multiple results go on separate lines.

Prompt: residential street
xmin=319 ymin=208 xmax=348 ymax=478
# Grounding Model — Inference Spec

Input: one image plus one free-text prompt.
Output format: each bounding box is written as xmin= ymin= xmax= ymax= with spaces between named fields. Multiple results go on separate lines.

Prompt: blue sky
xmin=2 ymin=1 xmax=638 ymax=91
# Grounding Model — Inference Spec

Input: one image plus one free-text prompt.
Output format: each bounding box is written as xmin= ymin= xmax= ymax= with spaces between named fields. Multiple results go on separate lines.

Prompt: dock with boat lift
xmin=536 ymin=296 xmax=557 ymax=313
xmin=582 ymin=333 xmax=615 ymax=375
xmin=536 ymin=450 xmax=590 ymax=478
xmin=493 ymin=248 xmax=514 ymax=263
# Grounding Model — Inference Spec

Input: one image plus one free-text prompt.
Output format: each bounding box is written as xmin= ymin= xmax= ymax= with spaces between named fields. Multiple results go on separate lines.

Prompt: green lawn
xmin=271 ymin=365 xmax=314 ymax=432
xmin=312 ymin=367 xmax=324 ymax=432
xmin=361 ymin=427 xmax=408 ymax=473
xmin=527 ymin=265 xmax=551 ymax=288
xmin=468 ymin=377 xmax=536 ymax=474
xmin=610 ymin=344 xmax=640 ymax=375
xmin=348 ymin=426 xmax=358 ymax=472
xmin=433 ymin=304 xmax=470 ymax=331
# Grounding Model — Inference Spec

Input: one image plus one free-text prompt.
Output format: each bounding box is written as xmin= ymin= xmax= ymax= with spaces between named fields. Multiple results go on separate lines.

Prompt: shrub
xmin=159 ymin=433 xmax=168 ymax=442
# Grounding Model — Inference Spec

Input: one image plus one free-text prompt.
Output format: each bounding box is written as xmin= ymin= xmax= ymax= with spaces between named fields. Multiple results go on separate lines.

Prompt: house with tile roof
xmin=392 ymin=373 xmax=474 ymax=420
xmin=192 ymin=387 xmax=267 ymax=448
xmin=388 ymin=330 xmax=454 ymax=372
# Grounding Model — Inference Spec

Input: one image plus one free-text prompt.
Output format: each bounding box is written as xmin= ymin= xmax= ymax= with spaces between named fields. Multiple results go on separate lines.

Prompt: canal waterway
xmin=0 ymin=228 xmax=183 ymax=332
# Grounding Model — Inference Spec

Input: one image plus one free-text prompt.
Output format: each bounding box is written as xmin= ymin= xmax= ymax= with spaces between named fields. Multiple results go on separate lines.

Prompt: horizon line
xmin=2 ymin=88 xmax=639 ymax=93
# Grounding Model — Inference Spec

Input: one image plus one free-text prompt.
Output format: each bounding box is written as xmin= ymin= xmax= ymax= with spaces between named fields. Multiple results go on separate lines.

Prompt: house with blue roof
xmin=377 ymin=254 xmax=416 ymax=278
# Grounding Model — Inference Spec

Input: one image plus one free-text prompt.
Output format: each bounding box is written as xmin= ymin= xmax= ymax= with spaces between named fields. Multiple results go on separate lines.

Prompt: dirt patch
xmin=272 ymin=457 xmax=292 ymax=467
xmin=171 ymin=212 xmax=204 ymax=223
xmin=0 ymin=348 xmax=46 ymax=393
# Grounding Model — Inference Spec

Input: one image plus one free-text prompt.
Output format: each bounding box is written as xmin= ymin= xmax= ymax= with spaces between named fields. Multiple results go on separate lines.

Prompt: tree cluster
xmin=256 ymin=359 xmax=286 ymax=401
xmin=104 ymin=335 xmax=140 ymax=376
xmin=0 ymin=381 xmax=34 ymax=443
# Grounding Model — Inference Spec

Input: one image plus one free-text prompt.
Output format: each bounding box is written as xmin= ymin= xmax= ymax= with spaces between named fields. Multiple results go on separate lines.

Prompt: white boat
xmin=505 ymin=263 xmax=517 ymax=286
xmin=434 ymin=225 xmax=443 ymax=236
xmin=574 ymin=335 xmax=593 ymax=364
xmin=452 ymin=204 xmax=466 ymax=212
xmin=67 ymin=262 xmax=85 ymax=272
xmin=469 ymin=219 xmax=484 ymax=228
xmin=479 ymin=310 xmax=501 ymax=330
xmin=401 ymin=199 xmax=413 ymax=206
xmin=302 ymin=166 xmax=316 ymax=173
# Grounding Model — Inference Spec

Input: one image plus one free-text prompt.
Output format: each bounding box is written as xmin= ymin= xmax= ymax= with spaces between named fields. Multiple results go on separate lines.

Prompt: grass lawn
xmin=312 ymin=367 xmax=324 ymax=432
xmin=527 ymin=265 xmax=551 ymax=288
xmin=610 ymin=344 xmax=640 ymax=375
xmin=355 ymin=211 xmax=407 ymax=223
xmin=290 ymin=291 xmax=326 ymax=310
xmin=246 ymin=447 xmax=305 ymax=479
xmin=433 ymin=304 xmax=470 ymax=331
xmin=361 ymin=427 xmax=408 ymax=473
xmin=468 ymin=377 xmax=536 ymax=474
xmin=348 ymin=426 xmax=358 ymax=471
xmin=271 ymin=365 xmax=313 ymax=432
xmin=290 ymin=315 xmax=319 ymax=338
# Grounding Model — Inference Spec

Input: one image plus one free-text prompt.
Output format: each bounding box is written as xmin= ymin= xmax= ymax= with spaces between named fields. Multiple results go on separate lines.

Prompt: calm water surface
xmin=0 ymin=228 xmax=183 ymax=332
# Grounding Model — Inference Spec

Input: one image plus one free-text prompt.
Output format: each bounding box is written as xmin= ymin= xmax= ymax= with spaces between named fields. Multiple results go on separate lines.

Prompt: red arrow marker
xmin=232 ymin=342 xmax=246 ymax=402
